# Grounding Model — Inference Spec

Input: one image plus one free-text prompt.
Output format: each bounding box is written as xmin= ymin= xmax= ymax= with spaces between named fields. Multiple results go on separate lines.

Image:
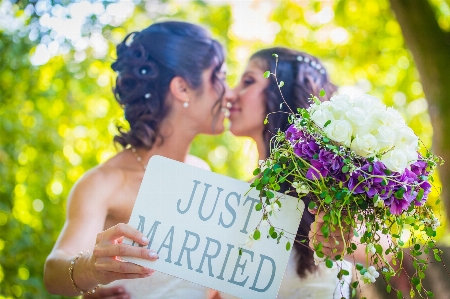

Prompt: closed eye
xmin=242 ymin=77 xmax=255 ymax=86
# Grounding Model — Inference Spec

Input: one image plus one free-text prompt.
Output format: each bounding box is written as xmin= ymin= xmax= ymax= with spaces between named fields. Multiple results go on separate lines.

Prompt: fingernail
xmin=149 ymin=251 xmax=158 ymax=259
xmin=142 ymin=236 xmax=149 ymax=243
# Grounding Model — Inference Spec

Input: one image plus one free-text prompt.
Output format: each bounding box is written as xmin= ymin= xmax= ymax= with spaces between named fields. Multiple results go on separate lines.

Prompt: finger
xmin=307 ymin=207 xmax=318 ymax=215
xmin=86 ymin=286 xmax=126 ymax=297
xmin=98 ymin=223 xmax=149 ymax=246
xmin=108 ymin=270 xmax=155 ymax=281
xmin=95 ymin=258 xmax=155 ymax=275
xmin=94 ymin=243 xmax=158 ymax=260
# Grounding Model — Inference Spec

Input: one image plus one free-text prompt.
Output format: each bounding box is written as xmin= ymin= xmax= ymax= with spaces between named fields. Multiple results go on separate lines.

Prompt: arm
xmin=44 ymin=168 xmax=158 ymax=296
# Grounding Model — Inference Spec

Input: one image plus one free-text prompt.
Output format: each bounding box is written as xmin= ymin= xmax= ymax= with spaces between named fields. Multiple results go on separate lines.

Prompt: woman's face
xmin=189 ymin=62 xmax=228 ymax=135
xmin=228 ymin=59 xmax=269 ymax=138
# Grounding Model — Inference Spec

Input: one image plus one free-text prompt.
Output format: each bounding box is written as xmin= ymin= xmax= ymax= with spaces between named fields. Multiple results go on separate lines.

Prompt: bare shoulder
xmin=68 ymin=153 xmax=129 ymax=210
xmin=185 ymin=154 xmax=211 ymax=171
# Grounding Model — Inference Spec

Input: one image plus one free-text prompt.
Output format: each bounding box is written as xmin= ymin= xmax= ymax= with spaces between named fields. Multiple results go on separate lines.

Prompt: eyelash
xmin=243 ymin=78 xmax=254 ymax=86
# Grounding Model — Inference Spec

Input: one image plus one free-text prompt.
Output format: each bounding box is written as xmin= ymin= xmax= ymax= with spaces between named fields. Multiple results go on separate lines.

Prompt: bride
xmin=44 ymin=20 xmax=231 ymax=298
xmin=216 ymin=47 xmax=353 ymax=299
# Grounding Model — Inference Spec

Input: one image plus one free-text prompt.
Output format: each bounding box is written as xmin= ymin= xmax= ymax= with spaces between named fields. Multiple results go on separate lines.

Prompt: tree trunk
xmin=389 ymin=0 xmax=450 ymax=221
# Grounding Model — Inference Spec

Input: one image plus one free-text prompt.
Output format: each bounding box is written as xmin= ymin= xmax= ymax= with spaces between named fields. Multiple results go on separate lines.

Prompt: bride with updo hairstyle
xmin=44 ymin=21 xmax=232 ymax=299
xmin=112 ymin=21 xmax=226 ymax=150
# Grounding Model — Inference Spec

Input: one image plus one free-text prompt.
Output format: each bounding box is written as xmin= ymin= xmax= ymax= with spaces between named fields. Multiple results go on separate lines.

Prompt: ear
xmin=169 ymin=76 xmax=190 ymax=104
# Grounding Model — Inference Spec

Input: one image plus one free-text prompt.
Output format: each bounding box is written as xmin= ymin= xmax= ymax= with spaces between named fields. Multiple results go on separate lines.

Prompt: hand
xmin=83 ymin=286 xmax=130 ymax=299
xmin=308 ymin=209 xmax=354 ymax=258
xmin=88 ymin=223 xmax=158 ymax=285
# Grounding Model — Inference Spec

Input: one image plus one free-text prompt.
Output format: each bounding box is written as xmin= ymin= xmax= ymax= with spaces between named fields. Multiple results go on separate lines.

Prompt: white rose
xmin=368 ymin=110 xmax=387 ymax=129
xmin=344 ymin=107 xmax=368 ymax=132
xmin=311 ymin=109 xmax=334 ymax=128
xmin=353 ymin=94 xmax=385 ymax=113
xmin=324 ymin=119 xmax=353 ymax=147
xmin=308 ymin=100 xmax=332 ymax=113
xmin=374 ymin=125 xmax=396 ymax=153
xmin=381 ymin=149 xmax=408 ymax=173
xmin=350 ymin=133 xmax=378 ymax=157
xmin=329 ymin=95 xmax=352 ymax=118
xmin=395 ymin=143 xmax=418 ymax=165
xmin=385 ymin=107 xmax=406 ymax=126
xmin=393 ymin=126 xmax=419 ymax=148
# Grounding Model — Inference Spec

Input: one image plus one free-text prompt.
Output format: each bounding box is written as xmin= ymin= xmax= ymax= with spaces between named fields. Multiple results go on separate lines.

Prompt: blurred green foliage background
xmin=1 ymin=0 xmax=449 ymax=298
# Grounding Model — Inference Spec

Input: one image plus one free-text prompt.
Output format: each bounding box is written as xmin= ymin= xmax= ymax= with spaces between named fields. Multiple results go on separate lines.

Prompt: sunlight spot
xmin=330 ymin=27 xmax=349 ymax=44
xmin=33 ymin=199 xmax=44 ymax=213
xmin=51 ymin=181 xmax=63 ymax=195
xmin=30 ymin=44 xmax=50 ymax=66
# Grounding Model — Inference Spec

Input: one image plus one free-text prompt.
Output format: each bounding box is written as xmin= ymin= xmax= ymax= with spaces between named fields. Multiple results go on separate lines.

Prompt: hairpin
xmin=296 ymin=55 xmax=325 ymax=75
xmin=141 ymin=69 xmax=147 ymax=75
xmin=125 ymin=33 xmax=136 ymax=47
xmin=145 ymin=93 xmax=151 ymax=99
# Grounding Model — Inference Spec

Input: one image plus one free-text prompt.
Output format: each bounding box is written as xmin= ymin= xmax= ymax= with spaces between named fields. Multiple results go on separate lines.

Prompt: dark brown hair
xmin=251 ymin=47 xmax=337 ymax=278
xmin=111 ymin=21 xmax=225 ymax=149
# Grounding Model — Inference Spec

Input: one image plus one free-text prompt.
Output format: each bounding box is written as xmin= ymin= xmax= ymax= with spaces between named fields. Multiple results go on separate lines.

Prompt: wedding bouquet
xmin=249 ymin=62 xmax=444 ymax=298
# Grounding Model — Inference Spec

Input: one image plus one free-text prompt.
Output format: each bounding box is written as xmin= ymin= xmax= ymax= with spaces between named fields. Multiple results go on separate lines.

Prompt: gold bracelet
xmin=69 ymin=250 xmax=99 ymax=295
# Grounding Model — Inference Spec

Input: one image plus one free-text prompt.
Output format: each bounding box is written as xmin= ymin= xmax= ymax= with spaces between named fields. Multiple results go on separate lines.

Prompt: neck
xmin=254 ymin=133 xmax=268 ymax=161
xmin=133 ymin=117 xmax=198 ymax=165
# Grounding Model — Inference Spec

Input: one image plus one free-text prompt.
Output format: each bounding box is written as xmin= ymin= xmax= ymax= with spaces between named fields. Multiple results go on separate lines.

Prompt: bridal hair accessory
xmin=296 ymin=55 xmax=326 ymax=74
xmin=125 ymin=32 xmax=137 ymax=47
xmin=254 ymin=54 xmax=445 ymax=298
xmin=69 ymin=250 xmax=99 ymax=295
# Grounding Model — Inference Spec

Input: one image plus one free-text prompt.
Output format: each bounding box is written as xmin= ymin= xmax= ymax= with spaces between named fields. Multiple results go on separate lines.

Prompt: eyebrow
xmin=242 ymin=71 xmax=256 ymax=77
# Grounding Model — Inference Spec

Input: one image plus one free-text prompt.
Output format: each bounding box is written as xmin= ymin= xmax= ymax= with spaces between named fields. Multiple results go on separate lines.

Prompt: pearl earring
xmin=183 ymin=101 xmax=189 ymax=108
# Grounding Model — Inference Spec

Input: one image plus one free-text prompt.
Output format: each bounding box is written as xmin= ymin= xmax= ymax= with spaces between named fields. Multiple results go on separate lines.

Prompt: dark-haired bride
xmin=44 ymin=20 xmax=232 ymax=298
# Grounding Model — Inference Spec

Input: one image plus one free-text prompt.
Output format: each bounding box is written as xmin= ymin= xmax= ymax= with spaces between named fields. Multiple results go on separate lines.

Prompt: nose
xmin=223 ymin=84 xmax=237 ymax=106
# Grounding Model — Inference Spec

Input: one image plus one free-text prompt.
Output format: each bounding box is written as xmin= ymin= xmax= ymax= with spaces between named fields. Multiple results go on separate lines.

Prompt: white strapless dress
xmin=104 ymin=252 xmax=352 ymax=299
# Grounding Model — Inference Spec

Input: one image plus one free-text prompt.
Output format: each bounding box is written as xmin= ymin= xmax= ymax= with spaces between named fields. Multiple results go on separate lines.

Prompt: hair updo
xmin=251 ymin=47 xmax=337 ymax=278
xmin=111 ymin=21 xmax=225 ymax=149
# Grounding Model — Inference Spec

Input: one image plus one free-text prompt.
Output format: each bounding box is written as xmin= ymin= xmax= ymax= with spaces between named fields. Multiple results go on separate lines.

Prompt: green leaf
xmin=286 ymin=241 xmax=291 ymax=251
xmin=264 ymin=117 xmax=268 ymax=124
xmin=434 ymin=253 xmax=442 ymax=261
xmin=279 ymin=81 xmax=284 ymax=87
xmin=397 ymin=291 xmax=403 ymax=299
xmin=324 ymin=120 xmax=332 ymax=127
xmin=308 ymin=201 xmax=317 ymax=210
xmin=263 ymin=71 xmax=271 ymax=78
xmin=404 ymin=216 xmax=415 ymax=224
xmin=386 ymin=285 xmax=392 ymax=293
xmin=342 ymin=166 xmax=349 ymax=173
xmin=416 ymin=188 xmax=424 ymax=201
xmin=325 ymin=259 xmax=333 ymax=268
xmin=253 ymin=168 xmax=261 ymax=175
xmin=255 ymin=203 xmax=262 ymax=211
xmin=253 ymin=229 xmax=260 ymax=240
xmin=319 ymin=88 xmax=326 ymax=97
xmin=272 ymin=53 xmax=278 ymax=58
xmin=269 ymin=226 xmax=275 ymax=235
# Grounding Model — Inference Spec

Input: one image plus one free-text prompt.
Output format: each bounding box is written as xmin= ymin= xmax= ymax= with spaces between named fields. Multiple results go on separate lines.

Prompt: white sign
xmin=123 ymin=156 xmax=304 ymax=299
